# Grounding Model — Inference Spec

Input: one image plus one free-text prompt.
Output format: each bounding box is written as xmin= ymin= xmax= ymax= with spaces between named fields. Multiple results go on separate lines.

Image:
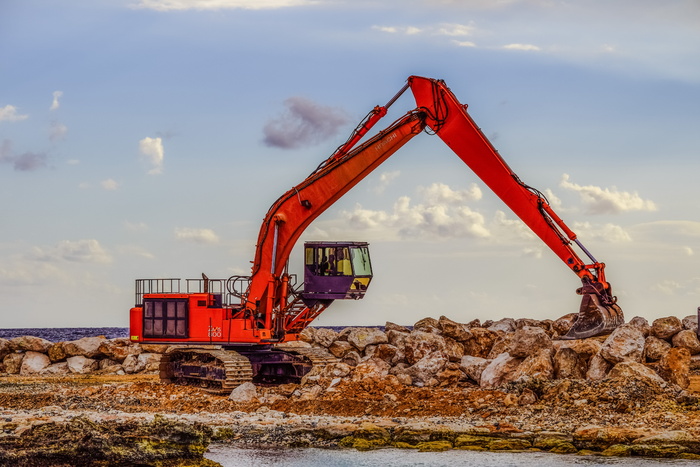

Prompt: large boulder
xmin=459 ymin=355 xmax=490 ymax=384
xmin=352 ymin=357 xmax=390 ymax=381
xmin=3 ymin=353 xmax=24 ymax=374
xmin=229 ymin=382 xmax=258 ymax=403
xmin=19 ymin=351 xmax=51 ymax=375
xmin=0 ymin=338 xmax=11 ymax=360
xmin=508 ymin=326 xmax=552 ymax=358
xmin=413 ymin=317 xmax=439 ymax=332
xmin=643 ymin=336 xmax=672 ymax=362
xmin=554 ymin=339 xmax=602 ymax=365
xmin=628 ymin=316 xmax=651 ymax=337
xmin=600 ymin=324 xmax=645 ymax=364
xmin=405 ymin=351 xmax=448 ymax=387
xmin=67 ymin=355 xmax=99 ymax=374
xmin=552 ymin=313 xmax=577 ymax=336
xmin=682 ymin=315 xmax=698 ymax=333
xmin=672 ymin=330 xmax=700 ymax=355
xmin=437 ymin=316 xmax=471 ymax=342
xmin=607 ymin=361 xmax=666 ymax=386
xmin=487 ymin=318 xmax=516 ymax=333
xmin=479 ymin=352 xmax=522 ymax=388
xmin=658 ymin=347 xmax=691 ymax=388
xmin=586 ymin=353 xmax=611 ymax=381
xmin=99 ymin=338 xmax=140 ymax=362
xmin=63 ymin=336 xmax=106 ymax=358
xmin=328 ymin=340 xmax=354 ymax=358
xmin=41 ymin=362 xmax=70 ymax=375
xmin=651 ymin=316 xmax=683 ymax=341
xmin=47 ymin=342 xmax=67 ymax=362
xmin=513 ymin=348 xmax=554 ymax=382
xmin=553 ymin=347 xmax=586 ymax=380
xmin=347 ymin=328 xmax=388 ymax=352
xmin=463 ymin=328 xmax=497 ymax=358
xmin=313 ymin=328 xmax=339 ymax=348
xmin=403 ymin=331 xmax=450 ymax=365
xmin=10 ymin=336 xmax=52 ymax=353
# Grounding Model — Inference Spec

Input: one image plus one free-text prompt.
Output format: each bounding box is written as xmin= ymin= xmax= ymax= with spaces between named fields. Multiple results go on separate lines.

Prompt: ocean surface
xmin=0 ymin=328 xmax=129 ymax=342
xmin=205 ymin=447 xmax=698 ymax=466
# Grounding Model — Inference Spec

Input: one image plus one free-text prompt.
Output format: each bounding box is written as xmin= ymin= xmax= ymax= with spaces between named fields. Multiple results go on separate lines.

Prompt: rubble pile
xmin=297 ymin=314 xmax=700 ymax=390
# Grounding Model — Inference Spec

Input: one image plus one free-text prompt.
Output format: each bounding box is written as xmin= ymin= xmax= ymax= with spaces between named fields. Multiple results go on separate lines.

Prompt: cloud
xmin=373 ymin=22 xmax=474 ymax=38
xmin=139 ymin=137 xmax=164 ymax=174
xmin=101 ymin=179 xmax=119 ymax=190
xmin=32 ymin=239 xmax=112 ymax=264
xmin=131 ymin=0 xmax=314 ymax=11
xmin=341 ymin=182 xmax=490 ymax=240
xmin=50 ymin=91 xmax=63 ymax=111
xmin=0 ymin=105 xmax=28 ymax=122
xmin=174 ymin=227 xmax=220 ymax=244
xmin=372 ymin=170 xmax=401 ymax=194
xmin=503 ymin=43 xmax=541 ymax=51
xmin=1 ymin=147 xmax=48 ymax=171
xmin=652 ymin=278 xmax=700 ymax=296
xmin=263 ymin=96 xmax=350 ymax=149
xmin=571 ymin=221 xmax=632 ymax=243
xmin=125 ymin=220 xmax=149 ymax=232
xmin=559 ymin=173 xmax=657 ymax=214
xmin=50 ymin=121 xmax=68 ymax=142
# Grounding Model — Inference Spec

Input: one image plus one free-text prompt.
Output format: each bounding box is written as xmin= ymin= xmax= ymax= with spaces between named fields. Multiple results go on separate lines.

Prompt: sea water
xmin=205 ymin=446 xmax=698 ymax=467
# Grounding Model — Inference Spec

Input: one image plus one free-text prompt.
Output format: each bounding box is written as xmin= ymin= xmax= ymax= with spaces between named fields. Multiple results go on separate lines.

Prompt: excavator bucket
xmin=562 ymin=291 xmax=624 ymax=340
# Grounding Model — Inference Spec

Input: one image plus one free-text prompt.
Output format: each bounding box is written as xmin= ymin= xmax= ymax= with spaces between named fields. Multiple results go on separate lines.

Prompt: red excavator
xmin=129 ymin=76 xmax=624 ymax=392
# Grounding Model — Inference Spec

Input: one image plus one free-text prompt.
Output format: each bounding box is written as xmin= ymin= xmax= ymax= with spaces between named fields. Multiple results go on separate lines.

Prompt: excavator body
xmin=129 ymin=76 xmax=624 ymax=392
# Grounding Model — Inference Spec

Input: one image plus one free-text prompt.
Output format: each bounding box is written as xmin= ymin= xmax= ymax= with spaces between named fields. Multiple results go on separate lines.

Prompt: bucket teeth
xmin=561 ymin=292 xmax=624 ymax=340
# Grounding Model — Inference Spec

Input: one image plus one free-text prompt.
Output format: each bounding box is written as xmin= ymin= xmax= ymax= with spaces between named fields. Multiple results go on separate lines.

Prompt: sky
xmin=1 ymin=0 xmax=699 ymax=329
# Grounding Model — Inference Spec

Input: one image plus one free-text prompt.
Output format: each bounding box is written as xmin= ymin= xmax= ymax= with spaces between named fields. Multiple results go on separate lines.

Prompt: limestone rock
xmin=607 ymin=361 xmax=666 ymax=386
xmin=553 ymin=347 xmax=586 ymax=380
xmin=651 ymin=316 xmax=683 ymax=341
xmin=508 ymin=326 xmax=552 ymax=358
xmin=229 ymin=382 xmax=258 ymax=403
xmin=328 ymin=340 xmax=354 ymax=358
xmin=628 ymin=316 xmax=651 ymax=337
xmin=347 ymin=328 xmax=388 ymax=352
xmin=385 ymin=322 xmax=410 ymax=333
xmin=644 ymin=336 xmax=672 ymax=362
xmin=480 ymin=352 xmax=522 ymax=388
xmin=487 ymin=332 xmax=513 ymax=359
xmin=459 ymin=355 xmax=490 ymax=384
xmin=98 ymin=338 xmax=140 ymax=362
xmin=63 ymin=336 xmax=106 ymax=358
xmin=413 ymin=317 xmax=439 ymax=332
xmin=313 ymin=328 xmax=339 ymax=348
xmin=437 ymin=316 xmax=471 ymax=342
xmin=672 ymin=330 xmax=700 ymax=355
xmin=19 ymin=351 xmax=51 ymax=375
xmin=600 ymin=324 xmax=645 ymax=364
xmin=352 ymin=357 xmax=390 ymax=381
xmin=368 ymin=343 xmax=398 ymax=364
xmin=0 ymin=338 xmax=11 ymax=360
xmin=3 ymin=352 xmax=24 ymax=374
xmin=405 ymin=351 xmax=448 ymax=386
xmin=554 ymin=339 xmax=602 ymax=365
xmin=513 ymin=348 xmax=554 ymax=382
xmin=299 ymin=327 xmax=315 ymax=343
xmin=67 ymin=355 xmax=99 ymax=374
xmin=10 ymin=336 xmax=53 ymax=353
xmin=658 ymin=347 xmax=691 ymax=388
xmin=487 ymin=318 xmax=516 ymax=333
xmin=463 ymin=327 xmax=497 ymax=358
xmin=41 ymin=361 xmax=70 ymax=375
xmin=682 ymin=315 xmax=698 ymax=333
xmin=342 ymin=350 xmax=362 ymax=367
xmin=586 ymin=353 xmax=611 ymax=381
xmin=47 ymin=342 xmax=67 ymax=362
xmin=386 ymin=329 xmax=408 ymax=349
xmin=552 ymin=313 xmax=577 ymax=337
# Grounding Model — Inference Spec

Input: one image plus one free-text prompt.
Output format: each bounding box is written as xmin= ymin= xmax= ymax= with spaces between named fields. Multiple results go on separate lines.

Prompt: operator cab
xmin=301 ymin=241 xmax=372 ymax=302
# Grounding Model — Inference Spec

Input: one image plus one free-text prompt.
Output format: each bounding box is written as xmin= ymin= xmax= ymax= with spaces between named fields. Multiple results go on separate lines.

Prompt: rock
xmin=600 ymin=324 xmax=645 ymax=364
xmin=229 ymin=382 xmax=258 ymax=403
xmin=67 ymin=355 xmax=99 ymax=374
xmin=386 ymin=329 xmax=408 ymax=349
xmin=352 ymin=358 xmax=390 ymax=381
xmin=607 ymin=361 xmax=666 ymax=386
xmin=552 ymin=313 xmax=577 ymax=336
xmin=672 ymin=330 xmax=700 ymax=355
xmin=9 ymin=336 xmax=53 ymax=353
xmin=682 ymin=315 xmax=698 ymax=333
xmin=651 ymin=316 xmax=683 ymax=341
xmin=405 ymin=351 xmax=448 ymax=386
xmin=487 ymin=332 xmax=513 ymax=359
xmin=138 ymin=353 xmax=162 ymax=372
xmin=628 ymin=316 xmax=651 ymax=337
xmin=553 ymin=339 xmax=602 ymax=365
xmin=328 ymin=340 xmax=354 ymax=358
xmin=413 ymin=317 xmax=439 ymax=332
xmin=385 ymin=321 xmax=410 ymax=333
xmin=63 ymin=336 xmax=106 ymax=358
xmin=313 ymin=328 xmax=338 ymax=348
xmin=403 ymin=331 xmax=448 ymax=365
xmin=98 ymin=338 xmax=140 ymax=362
xmin=658 ymin=347 xmax=691 ymax=388
xmin=19 ymin=351 xmax=51 ymax=375
xmin=553 ymin=347 xmax=586 ymax=380
xmin=41 ymin=361 xmax=70 ymax=375
xmin=437 ymin=316 xmax=471 ymax=342
xmin=459 ymin=355 xmax=490 ymax=384
xmin=586 ymin=353 xmax=611 ymax=381
xmin=463 ymin=328 xmax=497 ymax=358
xmin=573 ymin=425 xmax=650 ymax=451
xmin=480 ymin=352 xmax=522 ymax=388
xmin=508 ymin=326 xmax=552 ymax=358
xmin=0 ymin=338 xmax=11 ymax=360
xmin=342 ymin=350 xmax=362 ymax=367
xmin=47 ymin=342 xmax=67 ymax=362
xmin=487 ymin=318 xmax=516 ymax=333
xmin=513 ymin=348 xmax=554 ymax=382
xmin=644 ymin=336 xmax=672 ymax=362
xmin=368 ymin=343 xmax=398 ymax=364
xmin=122 ymin=354 xmax=143 ymax=373
xmin=299 ymin=327 xmax=315 ymax=343
xmin=3 ymin=352 xmax=24 ymax=374
xmin=347 ymin=328 xmax=388 ymax=352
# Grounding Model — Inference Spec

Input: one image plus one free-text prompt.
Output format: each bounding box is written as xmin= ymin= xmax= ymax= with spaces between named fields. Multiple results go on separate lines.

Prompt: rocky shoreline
xmin=2 ymin=313 xmax=700 ymax=465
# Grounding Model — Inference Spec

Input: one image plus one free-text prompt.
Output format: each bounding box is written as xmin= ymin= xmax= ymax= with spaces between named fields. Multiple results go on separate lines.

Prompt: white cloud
xmin=652 ymin=278 xmax=700 ymax=296
xmin=131 ymin=0 xmax=314 ymax=11
xmin=683 ymin=246 xmax=694 ymax=256
xmin=453 ymin=40 xmax=477 ymax=48
xmin=139 ymin=137 xmax=164 ymax=174
xmin=0 ymin=105 xmax=28 ymax=122
xmin=374 ymin=22 xmax=474 ymax=38
xmin=50 ymin=121 xmax=68 ymax=142
xmin=503 ymin=43 xmax=541 ymax=51
xmin=50 ymin=91 xmax=63 ymax=111
xmin=559 ymin=173 xmax=657 ymax=214
xmin=101 ymin=179 xmax=119 ymax=190
xmin=571 ymin=221 xmax=632 ymax=243
xmin=32 ymin=239 xmax=112 ymax=264
xmin=174 ymin=227 xmax=220 ymax=244
xmin=125 ymin=220 xmax=149 ymax=232
xmin=372 ymin=170 xmax=401 ymax=194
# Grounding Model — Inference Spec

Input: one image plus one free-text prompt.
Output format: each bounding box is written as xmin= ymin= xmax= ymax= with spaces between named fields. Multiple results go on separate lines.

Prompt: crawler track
xmin=160 ymin=348 xmax=254 ymax=394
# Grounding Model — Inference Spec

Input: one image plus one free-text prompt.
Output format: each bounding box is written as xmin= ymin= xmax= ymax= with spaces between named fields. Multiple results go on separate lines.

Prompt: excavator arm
xmin=243 ymin=76 xmax=623 ymax=340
